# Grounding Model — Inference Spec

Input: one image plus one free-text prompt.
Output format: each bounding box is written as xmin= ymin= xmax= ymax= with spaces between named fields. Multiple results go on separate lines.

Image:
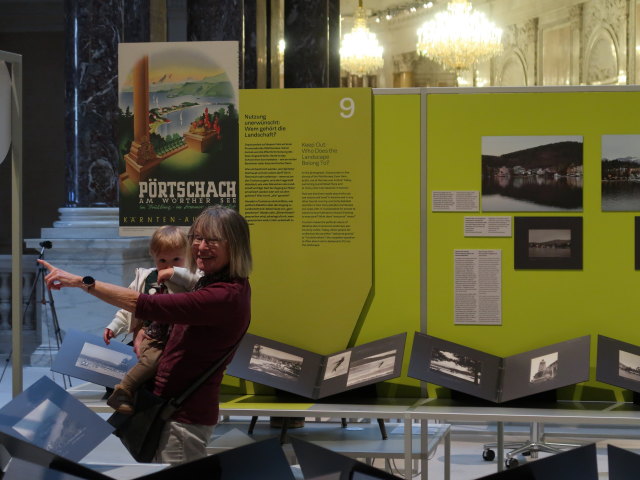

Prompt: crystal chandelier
xmin=340 ymin=0 xmax=384 ymax=77
xmin=416 ymin=0 xmax=502 ymax=73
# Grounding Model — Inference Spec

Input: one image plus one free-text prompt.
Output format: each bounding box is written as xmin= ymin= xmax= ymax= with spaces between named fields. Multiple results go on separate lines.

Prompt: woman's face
xmin=191 ymin=232 xmax=230 ymax=275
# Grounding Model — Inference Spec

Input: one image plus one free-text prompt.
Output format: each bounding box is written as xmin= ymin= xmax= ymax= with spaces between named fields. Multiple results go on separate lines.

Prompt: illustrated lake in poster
xmin=118 ymin=41 xmax=239 ymax=235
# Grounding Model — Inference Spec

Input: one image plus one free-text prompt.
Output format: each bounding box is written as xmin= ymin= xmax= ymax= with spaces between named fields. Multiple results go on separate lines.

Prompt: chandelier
xmin=340 ymin=0 xmax=384 ymax=77
xmin=416 ymin=0 xmax=502 ymax=73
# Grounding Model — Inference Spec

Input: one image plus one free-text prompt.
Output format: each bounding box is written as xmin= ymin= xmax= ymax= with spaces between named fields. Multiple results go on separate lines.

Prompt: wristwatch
xmin=82 ymin=276 xmax=96 ymax=290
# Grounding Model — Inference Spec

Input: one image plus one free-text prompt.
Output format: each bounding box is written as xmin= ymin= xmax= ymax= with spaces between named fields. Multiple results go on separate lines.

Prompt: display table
xmin=67 ymin=385 xmax=451 ymax=479
xmin=404 ymin=398 xmax=640 ymax=478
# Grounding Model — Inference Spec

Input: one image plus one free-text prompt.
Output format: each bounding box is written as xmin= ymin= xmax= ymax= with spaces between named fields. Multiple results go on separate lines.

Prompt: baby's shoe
xmin=107 ymin=384 xmax=135 ymax=414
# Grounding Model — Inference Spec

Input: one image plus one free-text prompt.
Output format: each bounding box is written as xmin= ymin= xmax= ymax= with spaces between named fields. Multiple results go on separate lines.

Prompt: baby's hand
xmin=157 ymin=268 xmax=174 ymax=284
xmin=103 ymin=328 xmax=115 ymax=345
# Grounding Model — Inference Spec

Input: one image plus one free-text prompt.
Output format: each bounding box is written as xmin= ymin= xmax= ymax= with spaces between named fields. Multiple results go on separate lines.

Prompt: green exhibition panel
xmin=221 ymin=88 xmax=423 ymax=396
xmin=425 ymin=87 xmax=640 ymax=401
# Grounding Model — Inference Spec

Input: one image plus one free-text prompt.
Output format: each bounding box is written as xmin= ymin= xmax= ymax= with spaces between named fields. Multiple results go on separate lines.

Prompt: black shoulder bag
xmin=107 ymin=341 xmax=242 ymax=463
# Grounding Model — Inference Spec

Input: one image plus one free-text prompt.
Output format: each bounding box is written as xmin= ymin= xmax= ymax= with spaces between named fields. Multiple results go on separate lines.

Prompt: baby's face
xmin=153 ymin=247 xmax=187 ymax=270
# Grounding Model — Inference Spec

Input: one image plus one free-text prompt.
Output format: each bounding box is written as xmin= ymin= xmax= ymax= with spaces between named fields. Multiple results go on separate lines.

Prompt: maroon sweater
xmin=134 ymin=277 xmax=251 ymax=425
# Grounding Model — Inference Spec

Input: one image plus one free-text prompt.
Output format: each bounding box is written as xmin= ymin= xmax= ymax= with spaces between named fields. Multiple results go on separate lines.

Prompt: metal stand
xmin=482 ymin=422 xmax=581 ymax=469
xmin=0 ymin=241 xmax=70 ymax=389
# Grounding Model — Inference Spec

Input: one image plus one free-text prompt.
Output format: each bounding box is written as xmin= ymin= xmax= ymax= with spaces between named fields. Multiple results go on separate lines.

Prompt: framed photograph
xmin=514 ymin=216 xmax=583 ymax=269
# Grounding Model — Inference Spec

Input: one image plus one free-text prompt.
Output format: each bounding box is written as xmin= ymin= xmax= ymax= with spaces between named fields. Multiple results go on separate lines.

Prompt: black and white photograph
xmin=602 ymin=135 xmax=640 ymax=211
xmin=529 ymin=352 xmax=558 ymax=383
xmin=51 ymin=329 xmax=138 ymax=388
xmin=323 ymin=351 xmax=351 ymax=380
xmin=75 ymin=342 xmax=134 ymax=381
xmin=514 ymin=217 xmax=583 ymax=269
xmin=0 ymin=376 xmax=114 ymax=461
xmin=482 ymin=135 xmax=583 ymax=212
xmin=248 ymin=344 xmax=304 ymax=381
xmin=346 ymin=349 xmax=397 ymax=387
xmin=12 ymin=399 xmax=85 ymax=454
xmin=527 ymin=229 xmax=572 ymax=258
xmin=618 ymin=349 xmax=640 ymax=381
xmin=429 ymin=348 xmax=482 ymax=384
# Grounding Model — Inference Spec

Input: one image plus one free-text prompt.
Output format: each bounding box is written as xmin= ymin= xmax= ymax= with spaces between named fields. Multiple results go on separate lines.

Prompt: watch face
xmin=82 ymin=276 xmax=95 ymax=287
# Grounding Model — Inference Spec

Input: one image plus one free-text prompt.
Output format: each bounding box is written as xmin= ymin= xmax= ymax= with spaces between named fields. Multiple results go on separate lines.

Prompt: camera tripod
xmin=0 ymin=241 xmax=71 ymax=389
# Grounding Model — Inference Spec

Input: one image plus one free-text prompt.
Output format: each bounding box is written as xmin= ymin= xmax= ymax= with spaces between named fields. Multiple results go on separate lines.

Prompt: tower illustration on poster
xmin=117 ymin=41 xmax=239 ymax=236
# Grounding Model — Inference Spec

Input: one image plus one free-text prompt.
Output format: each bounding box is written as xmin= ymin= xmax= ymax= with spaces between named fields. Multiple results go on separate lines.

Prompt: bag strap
xmin=170 ymin=326 xmax=247 ymax=408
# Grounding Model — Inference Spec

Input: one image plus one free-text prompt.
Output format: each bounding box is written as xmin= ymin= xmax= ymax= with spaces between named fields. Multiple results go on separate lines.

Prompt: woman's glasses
xmin=189 ymin=235 xmax=224 ymax=247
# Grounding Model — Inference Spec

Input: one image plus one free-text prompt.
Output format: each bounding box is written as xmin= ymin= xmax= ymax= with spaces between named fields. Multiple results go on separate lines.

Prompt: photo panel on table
xmin=225 ymin=333 xmax=323 ymax=398
xmin=135 ymin=438 xmax=294 ymax=480
xmin=50 ymin=329 xmax=138 ymax=388
xmin=407 ymin=333 xmax=502 ymax=402
xmin=476 ymin=443 xmax=597 ymax=480
xmin=602 ymin=135 xmax=640 ymax=212
xmin=608 ymin=444 xmax=640 ymax=480
xmin=481 ymin=135 xmax=583 ymax=212
xmin=316 ymin=333 xmax=406 ymax=399
xmin=514 ymin=216 xmax=583 ymax=270
xmin=500 ymin=335 xmax=590 ymax=403
xmin=596 ymin=335 xmax=640 ymax=394
xmin=0 ymin=376 xmax=113 ymax=463
xmin=290 ymin=437 xmax=399 ymax=480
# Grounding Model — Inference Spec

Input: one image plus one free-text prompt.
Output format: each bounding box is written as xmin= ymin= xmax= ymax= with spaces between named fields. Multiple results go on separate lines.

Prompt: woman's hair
xmin=149 ymin=225 xmax=189 ymax=257
xmin=189 ymin=206 xmax=252 ymax=279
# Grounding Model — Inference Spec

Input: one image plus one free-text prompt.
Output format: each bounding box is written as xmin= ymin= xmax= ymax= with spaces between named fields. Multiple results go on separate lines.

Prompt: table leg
xmin=404 ymin=416 xmax=413 ymax=480
xmin=497 ymin=421 xmax=504 ymax=472
xmin=248 ymin=416 xmax=258 ymax=434
xmin=421 ymin=418 xmax=429 ymax=480
xmin=444 ymin=426 xmax=450 ymax=480
xmin=377 ymin=418 xmax=388 ymax=440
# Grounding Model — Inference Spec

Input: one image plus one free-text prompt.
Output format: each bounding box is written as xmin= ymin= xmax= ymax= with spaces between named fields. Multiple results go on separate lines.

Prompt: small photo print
xmin=618 ymin=349 xmax=640 ymax=381
xmin=248 ymin=344 xmax=303 ymax=381
xmin=346 ymin=350 xmax=397 ymax=387
xmin=429 ymin=349 xmax=482 ymax=384
xmin=324 ymin=351 xmax=351 ymax=380
xmin=75 ymin=342 xmax=135 ymax=381
xmin=528 ymin=229 xmax=572 ymax=258
xmin=530 ymin=352 xmax=558 ymax=383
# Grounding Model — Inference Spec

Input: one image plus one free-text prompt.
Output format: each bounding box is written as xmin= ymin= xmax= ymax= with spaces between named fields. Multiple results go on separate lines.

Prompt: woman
xmin=39 ymin=205 xmax=252 ymax=465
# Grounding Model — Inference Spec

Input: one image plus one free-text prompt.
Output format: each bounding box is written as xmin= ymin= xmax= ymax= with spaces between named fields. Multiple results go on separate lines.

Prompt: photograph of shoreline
xmin=482 ymin=135 xmax=583 ymax=212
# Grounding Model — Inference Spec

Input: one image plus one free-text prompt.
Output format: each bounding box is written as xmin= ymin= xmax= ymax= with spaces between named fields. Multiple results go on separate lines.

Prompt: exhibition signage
xmin=239 ymin=88 xmax=373 ymax=352
xmin=117 ymin=41 xmax=239 ymax=236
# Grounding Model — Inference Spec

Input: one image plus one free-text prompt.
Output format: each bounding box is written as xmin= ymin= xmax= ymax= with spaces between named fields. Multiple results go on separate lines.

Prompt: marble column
xmin=187 ymin=0 xmax=257 ymax=88
xmin=284 ymin=0 xmax=340 ymax=88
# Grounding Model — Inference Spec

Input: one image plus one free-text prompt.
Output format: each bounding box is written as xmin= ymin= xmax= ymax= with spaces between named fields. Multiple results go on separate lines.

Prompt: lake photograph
xmin=602 ymin=135 xmax=640 ymax=211
xmin=482 ymin=135 xmax=583 ymax=212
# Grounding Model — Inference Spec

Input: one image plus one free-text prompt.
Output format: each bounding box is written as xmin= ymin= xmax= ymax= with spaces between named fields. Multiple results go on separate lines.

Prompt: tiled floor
xmin=2 ymin=368 xmax=640 ymax=479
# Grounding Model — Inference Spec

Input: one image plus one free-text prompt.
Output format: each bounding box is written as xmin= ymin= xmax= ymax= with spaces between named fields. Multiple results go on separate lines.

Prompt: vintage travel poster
xmin=117 ymin=41 xmax=239 ymax=235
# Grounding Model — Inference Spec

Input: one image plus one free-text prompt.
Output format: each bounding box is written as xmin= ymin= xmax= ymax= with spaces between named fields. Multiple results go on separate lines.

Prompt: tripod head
xmin=37 ymin=240 xmax=52 ymax=260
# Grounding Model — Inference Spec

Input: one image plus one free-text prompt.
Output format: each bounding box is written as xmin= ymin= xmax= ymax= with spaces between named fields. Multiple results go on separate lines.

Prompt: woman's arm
xmin=38 ymin=259 xmax=140 ymax=312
